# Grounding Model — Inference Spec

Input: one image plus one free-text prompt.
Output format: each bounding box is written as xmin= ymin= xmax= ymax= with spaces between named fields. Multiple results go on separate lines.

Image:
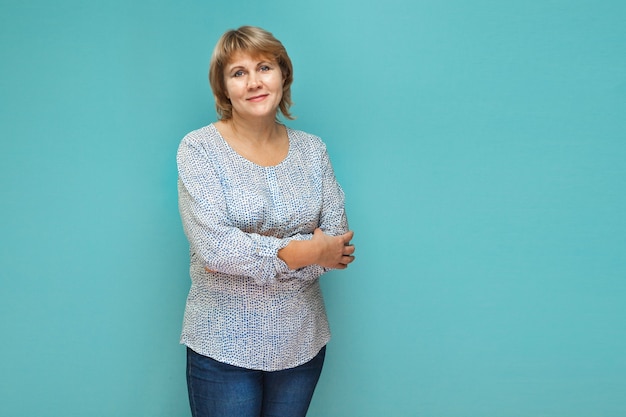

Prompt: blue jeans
xmin=186 ymin=346 xmax=326 ymax=417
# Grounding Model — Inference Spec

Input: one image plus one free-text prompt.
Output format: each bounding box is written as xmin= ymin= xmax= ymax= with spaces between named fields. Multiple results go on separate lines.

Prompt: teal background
xmin=1 ymin=0 xmax=625 ymax=416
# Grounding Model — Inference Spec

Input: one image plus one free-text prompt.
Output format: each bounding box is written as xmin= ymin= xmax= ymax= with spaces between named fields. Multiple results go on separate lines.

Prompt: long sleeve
xmin=319 ymin=145 xmax=348 ymax=236
xmin=276 ymin=145 xmax=348 ymax=280
xmin=177 ymin=133 xmax=292 ymax=285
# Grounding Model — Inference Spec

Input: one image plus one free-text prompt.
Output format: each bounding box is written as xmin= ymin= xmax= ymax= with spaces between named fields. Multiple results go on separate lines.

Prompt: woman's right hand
xmin=311 ymin=228 xmax=355 ymax=269
xmin=278 ymin=228 xmax=355 ymax=270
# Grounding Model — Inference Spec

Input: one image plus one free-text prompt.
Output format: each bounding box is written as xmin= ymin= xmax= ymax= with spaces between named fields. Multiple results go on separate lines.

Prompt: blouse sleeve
xmin=318 ymin=144 xmax=349 ymax=237
xmin=177 ymin=134 xmax=293 ymax=285
xmin=276 ymin=141 xmax=349 ymax=281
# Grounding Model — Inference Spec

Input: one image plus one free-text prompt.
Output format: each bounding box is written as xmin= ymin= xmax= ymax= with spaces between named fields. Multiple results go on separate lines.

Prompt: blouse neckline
xmin=209 ymin=123 xmax=293 ymax=169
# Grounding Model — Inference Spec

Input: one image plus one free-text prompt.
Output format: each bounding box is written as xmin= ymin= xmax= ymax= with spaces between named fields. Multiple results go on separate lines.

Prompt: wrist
xmin=278 ymin=238 xmax=318 ymax=270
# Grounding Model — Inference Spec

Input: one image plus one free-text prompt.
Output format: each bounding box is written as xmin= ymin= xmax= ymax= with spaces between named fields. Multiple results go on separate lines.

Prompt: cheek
xmin=273 ymin=76 xmax=285 ymax=93
xmin=224 ymin=74 xmax=245 ymax=91
xmin=224 ymin=80 xmax=241 ymax=99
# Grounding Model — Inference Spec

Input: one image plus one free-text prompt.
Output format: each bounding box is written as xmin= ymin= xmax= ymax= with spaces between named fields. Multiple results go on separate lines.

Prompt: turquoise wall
xmin=1 ymin=1 xmax=625 ymax=416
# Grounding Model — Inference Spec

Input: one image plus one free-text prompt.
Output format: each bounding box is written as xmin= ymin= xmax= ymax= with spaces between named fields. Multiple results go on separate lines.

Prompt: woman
xmin=177 ymin=26 xmax=355 ymax=417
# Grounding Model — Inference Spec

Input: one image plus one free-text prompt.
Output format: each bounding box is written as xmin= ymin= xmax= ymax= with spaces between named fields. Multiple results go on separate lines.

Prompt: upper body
xmin=178 ymin=123 xmax=348 ymax=370
xmin=177 ymin=26 xmax=355 ymax=371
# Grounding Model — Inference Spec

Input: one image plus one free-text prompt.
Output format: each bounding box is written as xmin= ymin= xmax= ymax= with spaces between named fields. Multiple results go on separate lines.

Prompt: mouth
xmin=247 ymin=94 xmax=269 ymax=102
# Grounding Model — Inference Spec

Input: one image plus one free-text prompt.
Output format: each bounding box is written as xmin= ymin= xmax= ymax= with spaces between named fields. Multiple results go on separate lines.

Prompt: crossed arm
xmin=278 ymin=228 xmax=355 ymax=270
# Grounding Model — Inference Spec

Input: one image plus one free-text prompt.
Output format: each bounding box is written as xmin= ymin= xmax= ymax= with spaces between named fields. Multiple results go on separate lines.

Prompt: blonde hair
xmin=209 ymin=26 xmax=294 ymax=121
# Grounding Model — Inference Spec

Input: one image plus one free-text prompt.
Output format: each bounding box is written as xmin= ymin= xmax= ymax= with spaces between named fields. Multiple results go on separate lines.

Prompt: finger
xmin=341 ymin=255 xmax=355 ymax=265
xmin=343 ymin=245 xmax=355 ymax=255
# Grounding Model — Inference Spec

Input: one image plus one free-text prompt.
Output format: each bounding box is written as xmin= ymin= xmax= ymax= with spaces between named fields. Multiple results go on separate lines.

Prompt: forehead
xmin=226 ymin=51 xmax=274 ymax=67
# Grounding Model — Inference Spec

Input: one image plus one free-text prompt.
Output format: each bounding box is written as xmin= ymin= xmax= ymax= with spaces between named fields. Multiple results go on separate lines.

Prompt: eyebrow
xmin=226 ymin=58 xmax=274 ymax=72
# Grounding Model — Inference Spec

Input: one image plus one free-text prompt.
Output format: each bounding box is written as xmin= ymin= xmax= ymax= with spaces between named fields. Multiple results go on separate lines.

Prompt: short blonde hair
xmin=209 ymin=26 xmax=294 ymax=121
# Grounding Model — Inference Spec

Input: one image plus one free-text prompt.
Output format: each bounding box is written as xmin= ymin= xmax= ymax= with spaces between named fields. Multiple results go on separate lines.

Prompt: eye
xmin=233 ymin=70 xmax=245 ymax=77
xmin=259 ymin=65 xmax=272 ymax=72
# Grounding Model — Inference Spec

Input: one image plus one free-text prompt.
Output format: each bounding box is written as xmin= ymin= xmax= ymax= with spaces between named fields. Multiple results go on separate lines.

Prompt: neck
xmin=228 ymin=114 xmax=279 ymax=145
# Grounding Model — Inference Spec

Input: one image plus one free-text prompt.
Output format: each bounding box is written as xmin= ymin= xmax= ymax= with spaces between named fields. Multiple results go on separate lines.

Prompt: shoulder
xmin=179 ymin=124 xmax=220 ymax=149
xmin=176 ymin=124 xmax=226 ymax=175
xmin=286 ymin=127 xmax=328 ymax=155
xmin=177 ymin=124 xmax=222 ymax=160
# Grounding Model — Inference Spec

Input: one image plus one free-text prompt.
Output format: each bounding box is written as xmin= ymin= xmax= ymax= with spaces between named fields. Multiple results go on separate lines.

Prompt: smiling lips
xmin=247 ymin=94 xmax=269 ymax=102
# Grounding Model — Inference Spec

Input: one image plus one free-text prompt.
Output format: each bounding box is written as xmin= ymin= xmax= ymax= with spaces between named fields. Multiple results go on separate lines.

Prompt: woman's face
xmin=223 ymin=51 xmax=284 ymax=121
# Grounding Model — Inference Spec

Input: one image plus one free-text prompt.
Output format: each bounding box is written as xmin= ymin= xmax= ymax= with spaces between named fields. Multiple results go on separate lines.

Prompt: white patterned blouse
xmin=177 ymin=123 xmax=348 ymax=371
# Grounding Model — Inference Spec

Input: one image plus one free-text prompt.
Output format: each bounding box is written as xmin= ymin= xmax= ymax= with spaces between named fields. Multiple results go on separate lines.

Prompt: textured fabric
xmin=177 ymin=123 xmax=348 ymax=371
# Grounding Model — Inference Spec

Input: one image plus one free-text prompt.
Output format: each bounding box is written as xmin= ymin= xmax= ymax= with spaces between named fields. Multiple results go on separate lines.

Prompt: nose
xmin=247 ymin=73 xmax=262 ymax=89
